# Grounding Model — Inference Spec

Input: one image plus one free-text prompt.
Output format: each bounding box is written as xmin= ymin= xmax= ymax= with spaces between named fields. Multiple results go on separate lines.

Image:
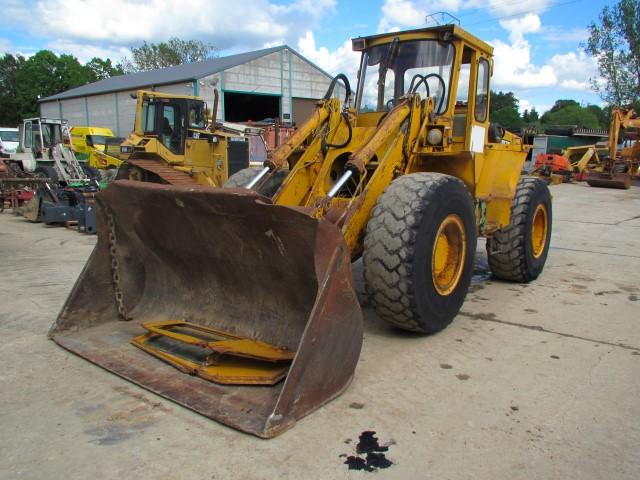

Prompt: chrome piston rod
xmin=245 ymin=167 xmax=270 ymax=190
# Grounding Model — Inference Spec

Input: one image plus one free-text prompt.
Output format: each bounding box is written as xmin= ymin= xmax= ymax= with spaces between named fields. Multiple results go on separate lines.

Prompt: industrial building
xmin=39 ymin=45 xmax=336 ymax=136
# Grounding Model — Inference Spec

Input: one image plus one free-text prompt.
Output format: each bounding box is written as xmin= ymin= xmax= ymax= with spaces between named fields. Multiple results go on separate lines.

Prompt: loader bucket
xmin=50 ymin=181 xmax=363 ymax=438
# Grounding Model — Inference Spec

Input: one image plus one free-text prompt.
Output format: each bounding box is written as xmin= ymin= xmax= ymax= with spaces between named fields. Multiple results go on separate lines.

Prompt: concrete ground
xmin=1 ymin=182 xmax=639 ymax=480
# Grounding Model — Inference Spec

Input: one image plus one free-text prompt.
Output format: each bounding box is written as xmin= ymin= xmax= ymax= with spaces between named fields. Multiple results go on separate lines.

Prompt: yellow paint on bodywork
xmin=256 ymin=25 xmax=529 ymax=256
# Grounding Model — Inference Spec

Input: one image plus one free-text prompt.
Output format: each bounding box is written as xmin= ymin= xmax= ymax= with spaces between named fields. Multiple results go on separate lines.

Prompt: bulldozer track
xmin=126 ymin=158 xmax=198 ymax=185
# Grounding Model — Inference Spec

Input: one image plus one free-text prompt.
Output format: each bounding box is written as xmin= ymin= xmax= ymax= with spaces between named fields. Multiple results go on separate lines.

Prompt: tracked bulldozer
xmin=117 ymin=90 xmax=251 ymax=186
xmin=51 ymin=25 xmax=552 ymax=437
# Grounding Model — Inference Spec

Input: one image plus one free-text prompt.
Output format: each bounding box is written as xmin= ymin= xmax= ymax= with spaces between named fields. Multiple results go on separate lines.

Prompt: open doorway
xmin=224 ymin=92 xmax=280 ymax=122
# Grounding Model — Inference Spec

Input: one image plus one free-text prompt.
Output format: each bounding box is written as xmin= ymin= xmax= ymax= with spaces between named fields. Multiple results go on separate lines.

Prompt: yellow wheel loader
xmin=51 ymin=25 xmax=552 ymax=438
xmin=116 ymin=90 xmax=250 ymax=186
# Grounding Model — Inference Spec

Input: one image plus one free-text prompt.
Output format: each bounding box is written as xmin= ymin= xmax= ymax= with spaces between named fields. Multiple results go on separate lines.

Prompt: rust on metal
xmin=50 ymin=180 xmax=363 ymax=438
xmin=126 ymin=157 xmax=199 ymax=185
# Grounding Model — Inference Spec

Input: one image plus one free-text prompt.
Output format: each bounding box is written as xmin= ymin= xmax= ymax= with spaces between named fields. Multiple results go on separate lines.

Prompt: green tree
xmin=490 ymin=90 xmax=519 ymax=112
xmin=489 ymin=90 xmax=523 ymax=128
xmin=0 ymin=53 xmax=26 ymax=125
xmin=585 ymin=104 xmax=608 ymax=127
xmin=1 ymin=50 xmax=124 ymax=122
xmin=540 ymin=104 xmax=602 ymax=129
xmin=491 ymin=106 xmax=524 ymax=129
xmin=529 ymin=107 xmax=540 ymax=122
xmin=14 ymin=51 xmax=91 ymax=117
xmin=548 ymin=99 xmax=580 ymax=112
xmin=85 ymin=57 xmax=123 ymax=82
xmin=585 ymin=0 xmax=640 ymax=108
xmin=121 ymin=38 xmax=218 ymax=72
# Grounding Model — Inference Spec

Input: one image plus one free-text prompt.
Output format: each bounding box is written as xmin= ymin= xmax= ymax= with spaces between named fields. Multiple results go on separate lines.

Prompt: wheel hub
xmin=531 ymin=203 xmax=548 ymax=259
xmin=432 ymin=214 xmax=466 ymax=296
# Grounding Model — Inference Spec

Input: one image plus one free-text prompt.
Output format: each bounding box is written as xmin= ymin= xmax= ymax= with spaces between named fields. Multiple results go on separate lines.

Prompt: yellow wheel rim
xmin=432 ymin=214 xmax=466 ymax=296
xmin=531 ymin=203 xmax=548 ymax=259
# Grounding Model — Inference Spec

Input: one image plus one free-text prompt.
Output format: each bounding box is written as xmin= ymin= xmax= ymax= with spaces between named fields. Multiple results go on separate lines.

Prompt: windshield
xmin=40 ymin=123 xmax=63 ymax=147
xmin=189 ymin=103 xmax=205 ymax=128
xmin=357 ymin=39 xmax=455 ymax=114
xmin=0 ymin=130 xmax=19 ymax=142
xmin=87 ymin=135 xmax=108 ymax=146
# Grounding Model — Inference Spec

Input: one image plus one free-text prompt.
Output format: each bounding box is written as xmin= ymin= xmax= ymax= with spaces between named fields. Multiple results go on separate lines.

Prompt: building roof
xmin=41 ymin=45 xmax=314 ymax=102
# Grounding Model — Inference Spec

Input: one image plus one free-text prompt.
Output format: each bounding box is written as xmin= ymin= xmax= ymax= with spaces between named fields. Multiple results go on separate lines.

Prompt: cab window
xmin=160 ymin=104 xmax=184 ymax=153
xmin=142 ymin=101 xmax=156 ymax=132
xmin=475 ymin=58 xmax=489 ymax=122
xmin=24 ymin=122 xmax=33 ymax=148
xmin=188 ymin=104 xmax=205 ymax=129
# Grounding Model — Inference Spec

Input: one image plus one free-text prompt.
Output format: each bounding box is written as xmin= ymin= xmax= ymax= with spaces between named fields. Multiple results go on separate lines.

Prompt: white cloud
xmin=47 ymin=40 xmax=131 ymax=64
xmin=378 ymin=0 xmax=464 ymax=32
xmin=376 ymin=0 xmax=552 ymax=33
xmin=499 ymin=13 xmax=541 ymax=43
xmin=548 ymin=50 xmax=599 ymax=91
xmin=541 ymin=26 xmax=588 ymax=43
xmin=518 ymin=98 xmax=551 ymax=116
xmin=491 ymin=38 xmax=556 ymax=89
xmin=297 ymin=31 xmax=359 ymax=78
xmin=6 ymin=0 xmax=335 ymax=51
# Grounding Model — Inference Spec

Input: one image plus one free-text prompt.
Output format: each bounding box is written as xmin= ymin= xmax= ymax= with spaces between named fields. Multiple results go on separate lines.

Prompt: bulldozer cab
xmin=136 ymin=94 xmax=206 ymax=155
xmin=118 ymin=90 xmax=250 ymax=186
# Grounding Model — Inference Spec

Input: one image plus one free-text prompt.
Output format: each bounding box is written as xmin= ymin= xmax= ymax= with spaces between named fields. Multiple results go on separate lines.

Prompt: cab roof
xmin=353 ymin=24 xmax=493 ymax=56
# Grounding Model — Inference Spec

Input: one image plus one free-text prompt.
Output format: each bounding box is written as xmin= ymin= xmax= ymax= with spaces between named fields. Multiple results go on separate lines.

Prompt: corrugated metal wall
xmin=87 ymin=93 xmax=118 ymax=133
xmin=38 ymin=47 xmax=337 ymax=132
xmin=40 ymin=102 xmax=60 ymax=119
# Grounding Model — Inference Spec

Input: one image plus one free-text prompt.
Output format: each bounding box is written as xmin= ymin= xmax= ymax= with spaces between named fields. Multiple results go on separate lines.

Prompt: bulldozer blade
xmin=49 ymin=180 xmax=363 ymax=438
xmin=586 ymin=171 xmax=631 ymax=189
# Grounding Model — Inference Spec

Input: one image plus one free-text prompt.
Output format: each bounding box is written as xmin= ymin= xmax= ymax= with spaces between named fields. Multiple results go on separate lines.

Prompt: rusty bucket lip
xmin=50 ymin=181 xmax=364 ymax=438
xmin=50 ymin=327 xmax=358 ymax=438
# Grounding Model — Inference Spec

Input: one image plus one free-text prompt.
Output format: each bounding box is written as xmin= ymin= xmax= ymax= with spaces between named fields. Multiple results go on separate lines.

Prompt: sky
xmin=0 ymin=0 xmax=617 ymax=114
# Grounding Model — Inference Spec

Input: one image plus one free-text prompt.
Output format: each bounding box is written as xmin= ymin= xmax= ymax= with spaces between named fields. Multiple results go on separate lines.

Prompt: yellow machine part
xmin=52 ymin=25 xmax=540 ymax=439
xmin=132 ymin=321 xmax=295 ymax=385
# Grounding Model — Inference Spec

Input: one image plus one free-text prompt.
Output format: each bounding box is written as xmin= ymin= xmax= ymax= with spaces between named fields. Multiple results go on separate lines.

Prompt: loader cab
xmin=353 ymin=25 xmax=494 ymax=152
xmin=138 ymin=96 xmax=206 ymax=155
xmin=355 ymin=38 xmax=455 ymax=114
xmin=20 ymin=118 xmax=66 ymax=158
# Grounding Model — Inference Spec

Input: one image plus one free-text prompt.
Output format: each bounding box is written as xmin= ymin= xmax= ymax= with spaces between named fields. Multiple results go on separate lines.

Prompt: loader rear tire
xmin=486 ymin=176 xmax=552 ymax=282
xmin=363 ymin=173 xmax=477 ymax=333
xmin=224 ymin=167 xmax=288 ymax=197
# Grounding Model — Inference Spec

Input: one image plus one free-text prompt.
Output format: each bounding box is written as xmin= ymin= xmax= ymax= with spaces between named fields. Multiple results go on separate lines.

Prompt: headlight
xmin=427 ymin=128 xmax=443 ymax=146
xmin=120 ymin=146 xmax=132 ymax=153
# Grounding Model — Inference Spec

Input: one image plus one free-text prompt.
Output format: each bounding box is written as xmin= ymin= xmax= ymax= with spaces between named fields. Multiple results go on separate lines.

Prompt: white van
xmin=0 ymin=127 xmax=19 ymax=157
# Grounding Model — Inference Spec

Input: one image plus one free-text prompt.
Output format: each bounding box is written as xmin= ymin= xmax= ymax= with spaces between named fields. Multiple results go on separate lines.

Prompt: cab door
xmin=468 ymin=54 xmax=490 ymax=153
xmin=22 ymin=120 xmax=33 ymax=154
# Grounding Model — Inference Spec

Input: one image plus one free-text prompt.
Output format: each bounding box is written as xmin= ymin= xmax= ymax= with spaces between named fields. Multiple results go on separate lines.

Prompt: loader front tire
xmin=363 ymin=173 xmax=476 ymax=333
xmin=486 ymin=176 xmax=552 ymax=282
xmin=224 ymin=167 xmax=288 ymax=197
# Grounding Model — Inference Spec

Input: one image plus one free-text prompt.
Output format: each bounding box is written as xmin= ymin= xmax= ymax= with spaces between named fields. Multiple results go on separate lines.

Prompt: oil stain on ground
xmin=343 ymin=431 xmax=393 ymax=472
